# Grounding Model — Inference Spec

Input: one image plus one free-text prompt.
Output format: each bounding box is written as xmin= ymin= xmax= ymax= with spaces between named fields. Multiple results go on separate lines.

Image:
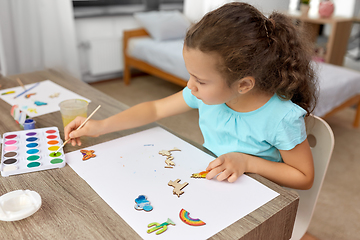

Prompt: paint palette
xmin=1 ymin=127 xmax=66 ymax=177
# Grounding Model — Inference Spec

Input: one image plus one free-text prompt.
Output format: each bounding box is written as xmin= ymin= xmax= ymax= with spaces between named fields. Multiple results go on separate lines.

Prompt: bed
xmin=123 ymin=28 xmax=360 ymax=127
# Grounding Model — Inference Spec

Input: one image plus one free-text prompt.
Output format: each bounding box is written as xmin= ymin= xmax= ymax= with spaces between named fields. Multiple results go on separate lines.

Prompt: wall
xmin=333 ymin=0 xmax=356 ymax=18
xmin=242 ymin=0 xmax=289 ymax=14
xmin=184 ymin=0 xmax=289 ymax=22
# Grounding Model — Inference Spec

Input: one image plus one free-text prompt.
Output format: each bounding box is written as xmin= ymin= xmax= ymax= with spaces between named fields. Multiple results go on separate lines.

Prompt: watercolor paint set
xmin=1 ymin=127 xmax=66 ymax=177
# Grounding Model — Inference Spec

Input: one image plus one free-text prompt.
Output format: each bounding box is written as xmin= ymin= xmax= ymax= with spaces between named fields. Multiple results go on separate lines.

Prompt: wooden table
xmin=0 ymin=70 xmax=299 ymax=239
xmin=287 ymin=12 xmax=353 ymax=66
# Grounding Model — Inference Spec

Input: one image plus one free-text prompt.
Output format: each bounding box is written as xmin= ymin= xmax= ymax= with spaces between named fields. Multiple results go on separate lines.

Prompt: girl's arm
xmin=206 ymin=139 xmax=314 ymax=190
xmin=65 ymin=91 xmax=192 ymax=145
xmin=249 ymin=139 xmax=314 ymax=189
xmin=100 ymin=90 xmax=191 ymax=134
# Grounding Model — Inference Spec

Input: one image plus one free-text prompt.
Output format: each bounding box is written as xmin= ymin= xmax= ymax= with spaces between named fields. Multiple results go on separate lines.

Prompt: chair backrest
xmin=290 ymin=115 xmax=335 ymax=240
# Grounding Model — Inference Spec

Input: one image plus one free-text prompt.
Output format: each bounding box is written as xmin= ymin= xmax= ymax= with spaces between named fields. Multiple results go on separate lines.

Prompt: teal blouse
xmin=182 ymin=87 xmax=307 ymax=162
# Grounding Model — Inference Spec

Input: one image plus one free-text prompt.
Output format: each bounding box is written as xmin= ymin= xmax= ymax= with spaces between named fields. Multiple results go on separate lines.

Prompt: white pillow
xmin=134 ymin=11 xmax=191 ymax=41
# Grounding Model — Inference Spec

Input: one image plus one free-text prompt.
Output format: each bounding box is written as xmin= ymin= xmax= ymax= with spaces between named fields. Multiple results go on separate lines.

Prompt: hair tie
xmin=264 ymin=18 xmax=275 ymax=40
xmin=264 ymin=20 xmax=269 ymax=38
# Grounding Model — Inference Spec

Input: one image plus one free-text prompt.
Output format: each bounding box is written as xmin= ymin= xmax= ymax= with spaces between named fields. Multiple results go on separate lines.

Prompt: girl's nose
xmin=187 ymin=77 xmax=197 ymax=91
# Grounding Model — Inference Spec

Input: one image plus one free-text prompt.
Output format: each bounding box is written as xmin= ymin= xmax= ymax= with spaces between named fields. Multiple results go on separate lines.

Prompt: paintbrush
xmin=55 ymin=105 xmax=101 ymax=153
xmin=16 ymin=78 xmax=26 ymax=90
xmin=14 ymin=82 xmax=40 ymax=99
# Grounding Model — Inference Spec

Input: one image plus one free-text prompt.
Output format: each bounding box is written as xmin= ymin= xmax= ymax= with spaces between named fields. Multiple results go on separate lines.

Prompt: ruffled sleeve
xmin=182 ymin=87 xmax=199 ymax=109
xmin=272 ymin=106 xmax=307 ymax=150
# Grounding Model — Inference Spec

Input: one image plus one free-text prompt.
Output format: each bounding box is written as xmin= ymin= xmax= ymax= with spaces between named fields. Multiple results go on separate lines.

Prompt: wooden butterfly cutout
xmin=80 ymin=149 xmax=96 ymax=161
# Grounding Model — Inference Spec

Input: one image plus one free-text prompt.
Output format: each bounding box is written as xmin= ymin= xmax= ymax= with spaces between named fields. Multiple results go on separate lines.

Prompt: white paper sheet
xmin=66 ymin=127 xmax=279 ymax=240
xmin=0 ymin=80 xmax=91 ymax=117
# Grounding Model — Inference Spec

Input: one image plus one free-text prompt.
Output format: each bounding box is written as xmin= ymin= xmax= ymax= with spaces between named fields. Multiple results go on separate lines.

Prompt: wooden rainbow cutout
xmin=179 ymin=209 xmax=206 ymax=226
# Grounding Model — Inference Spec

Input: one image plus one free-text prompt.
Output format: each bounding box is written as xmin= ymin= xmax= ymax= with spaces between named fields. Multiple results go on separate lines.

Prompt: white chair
xmin=290 ymin=115 xmax=335 ymax=240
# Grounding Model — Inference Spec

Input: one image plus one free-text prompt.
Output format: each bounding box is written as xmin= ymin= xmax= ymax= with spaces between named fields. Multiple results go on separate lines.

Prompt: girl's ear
xmin=237 ymin=76 xmax=255 ymax=94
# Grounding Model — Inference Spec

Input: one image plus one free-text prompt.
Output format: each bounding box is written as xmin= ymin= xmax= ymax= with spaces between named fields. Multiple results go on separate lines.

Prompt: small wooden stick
xmin=55 ymin=105 xmax=101 ymax=153
xmin=16 ymin=78 xmax=26 ymax=90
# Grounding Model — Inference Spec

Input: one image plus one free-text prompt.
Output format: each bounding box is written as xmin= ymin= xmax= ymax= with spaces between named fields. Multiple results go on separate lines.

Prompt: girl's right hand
xmin=64 ymin=116 xmax=102 ymax=146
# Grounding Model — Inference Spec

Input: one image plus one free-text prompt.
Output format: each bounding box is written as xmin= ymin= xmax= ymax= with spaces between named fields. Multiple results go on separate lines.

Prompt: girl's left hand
xmin=205 ymin=152 xmax=249 ymax=183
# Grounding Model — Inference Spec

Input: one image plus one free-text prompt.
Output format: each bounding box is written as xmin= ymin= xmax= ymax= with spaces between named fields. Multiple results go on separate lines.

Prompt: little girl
xmin=65 ymin=2 xmax=317 ymax=190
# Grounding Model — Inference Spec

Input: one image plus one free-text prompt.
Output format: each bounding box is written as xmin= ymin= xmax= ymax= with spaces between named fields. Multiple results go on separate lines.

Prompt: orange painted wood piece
xmin=80 ymin=150 xmax=96 ymax=161
xmin=191 ymin=170 xmax=210 ymax=179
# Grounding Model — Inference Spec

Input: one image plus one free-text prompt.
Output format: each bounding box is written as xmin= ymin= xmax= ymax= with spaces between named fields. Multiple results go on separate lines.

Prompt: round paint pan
xmin=26 ymin=142 xmax=39 ymax=148
xmin=3 ymin=158 xmax=18 ymax=165
xmin=25 ymin=137 xmax=39 ymax=143
xmin=26 ymin=149 xmax=40 ymax=155
xmin=0 ymin=190 xmax=41 ymax=221
xmin=45 ymin=129 xmax=57 ymax=134
xmin=27 ymin=162 xmax=41 ymax=168
xmin=48 ymin=146 xmax=60 ymax=152
xmin=50 ymin=158 xmax=63 ymax=164
xmin=49 ymin=152 xmax=62 ymax=158
xmin=47 ymin=140 xmax=59 ymax=146
xmin=3 ymin=145 xmax=18 ymax=152
xmin=46 ymin=135 xmax=58 ymax=140
xmin=3 ymin=152 xmax=18 ymax=159
xmin=2 ymin=165 xmax=18 ymax=172
xmin=4 ymin=140 xmax=18 ymax=146
xmin=27 ymin=155 xmax=41 ymax=161
xmin=25 ymin=131 xmax=38 ymax=137
xmin=4 ymin=134 xmax=18 ymax=140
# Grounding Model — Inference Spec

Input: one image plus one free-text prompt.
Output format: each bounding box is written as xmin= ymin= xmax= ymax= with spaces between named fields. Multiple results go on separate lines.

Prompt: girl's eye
xmin=196 ymin=79 xmax=205 ymax=85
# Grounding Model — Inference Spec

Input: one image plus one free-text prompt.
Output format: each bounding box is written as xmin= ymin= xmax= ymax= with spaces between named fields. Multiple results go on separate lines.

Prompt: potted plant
xmin=300 ymin=0 xmax=310 ymax=16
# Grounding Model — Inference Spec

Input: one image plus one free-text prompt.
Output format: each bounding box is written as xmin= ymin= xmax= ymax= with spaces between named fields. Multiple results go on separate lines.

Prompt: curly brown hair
xmin=184 ymin=2 xmax=318 ymax=115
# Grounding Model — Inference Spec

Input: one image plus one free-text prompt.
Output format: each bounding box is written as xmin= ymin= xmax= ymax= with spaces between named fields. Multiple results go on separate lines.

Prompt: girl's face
xmin=183 ymin=47 xmax=240 ymax=105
